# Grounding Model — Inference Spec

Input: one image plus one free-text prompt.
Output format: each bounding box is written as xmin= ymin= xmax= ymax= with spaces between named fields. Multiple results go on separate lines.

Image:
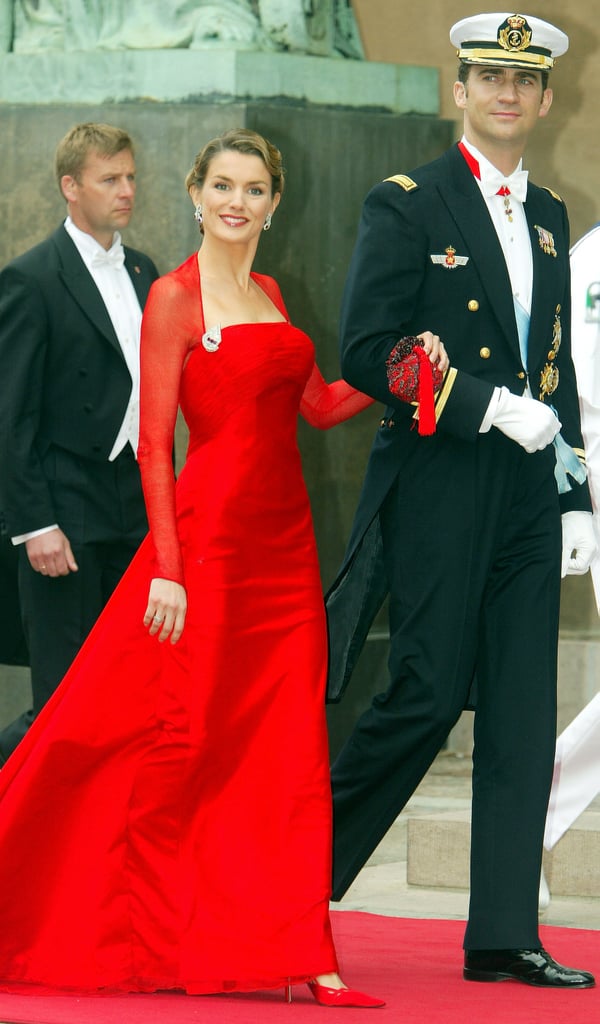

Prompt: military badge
xmin=498 ymin=14 xmax=532 ymax=53
xmin=534 ymin=225 xmax=557 ymax=257
xmin=539 ymin=362 xmax=559 ymax=401
xmin=550 ymin=310 xmax=562 ymax=355
xmin=430 ymin=246 xmax=469 ymax=269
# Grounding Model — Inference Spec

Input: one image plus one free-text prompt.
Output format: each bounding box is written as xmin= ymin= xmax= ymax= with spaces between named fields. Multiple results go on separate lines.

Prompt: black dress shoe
xmin=464 ymin=948 xmax=595 ymax=988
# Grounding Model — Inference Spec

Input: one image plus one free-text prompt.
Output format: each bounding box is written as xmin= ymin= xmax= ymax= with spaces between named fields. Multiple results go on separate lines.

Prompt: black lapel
xmin=124 ymin=248 xmax=153 ymax=307
xmin=524 ymin=187 xmax=565 ymax=373
xmin=436 ymin=146 xmax=521 ymax=359
xmin=51 ymin=225 xmax=125 ymax=360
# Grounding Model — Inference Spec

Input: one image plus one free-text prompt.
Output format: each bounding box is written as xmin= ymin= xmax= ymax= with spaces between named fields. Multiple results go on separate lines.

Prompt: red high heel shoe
xmin=307 ymin=979 xmax=385 ymax=1008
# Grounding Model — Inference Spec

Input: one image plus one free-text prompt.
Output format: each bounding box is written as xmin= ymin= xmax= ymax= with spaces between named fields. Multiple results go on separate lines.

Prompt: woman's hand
xmin=417 ymin=331 xmax=449 ymax=373
xmin=143 ymin=577 xmax=187 ymax=644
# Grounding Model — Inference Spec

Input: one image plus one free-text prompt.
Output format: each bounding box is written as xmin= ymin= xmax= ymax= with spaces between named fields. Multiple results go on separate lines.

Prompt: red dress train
xmin=0 ymin=255 xmax=372 ymax=994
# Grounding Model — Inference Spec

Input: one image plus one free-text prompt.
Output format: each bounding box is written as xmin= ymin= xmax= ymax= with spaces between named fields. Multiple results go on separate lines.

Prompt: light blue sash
xmin=513 ymin=296 xmax=530 ymax=370
xmin=513 ymin=298 xmax=586 ymax=494
xmin=550 ymin=406 xmax=587 ymax=494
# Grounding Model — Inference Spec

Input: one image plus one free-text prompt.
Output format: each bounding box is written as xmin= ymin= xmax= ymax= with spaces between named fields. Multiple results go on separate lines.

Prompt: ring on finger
xmin=153 ymin=613 xmax=164 ymax=623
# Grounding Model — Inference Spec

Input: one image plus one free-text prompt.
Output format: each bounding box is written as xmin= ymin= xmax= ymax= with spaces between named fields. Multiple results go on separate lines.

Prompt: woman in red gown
xmin=0 ymin=129 xmax=445 ymax=1004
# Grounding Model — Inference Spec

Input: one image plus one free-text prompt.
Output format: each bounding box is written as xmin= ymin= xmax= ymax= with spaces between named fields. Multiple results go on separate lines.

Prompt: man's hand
xmin=25 ymin=528 xmax=79 ymax=577
xmin=491 ymin=387 xmax=561 ymax=452
xmin=416 ymin=330 xmax=450 ymax=372
xmin=561 ymin=511 xmax=597 ymax=577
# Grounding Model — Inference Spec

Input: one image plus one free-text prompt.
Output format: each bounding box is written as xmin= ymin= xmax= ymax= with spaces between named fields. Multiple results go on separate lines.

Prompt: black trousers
xmin=331 ymin=431 xmax=561 ymax=950
xmin=0 ymin=445 xmax=146 ymax=761
xmin=0 ymin=528 xmax=28 ymax=667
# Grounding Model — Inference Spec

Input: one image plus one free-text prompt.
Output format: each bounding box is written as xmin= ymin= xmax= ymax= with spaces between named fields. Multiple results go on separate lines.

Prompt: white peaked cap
xmin=450 ymin=12 xmax=568 ymax=70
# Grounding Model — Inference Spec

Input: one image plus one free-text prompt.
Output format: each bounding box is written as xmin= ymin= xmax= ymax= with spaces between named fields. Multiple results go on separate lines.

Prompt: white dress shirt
xmin=461 ymin=136 xmax=533 ymax=316
xmin=458 ymin=138 xmax=536 ymax=431
xmin=64 ymin=216 xmax=143 ymax=460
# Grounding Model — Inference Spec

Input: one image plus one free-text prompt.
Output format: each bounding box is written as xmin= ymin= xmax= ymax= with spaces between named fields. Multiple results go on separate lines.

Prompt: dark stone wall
xmin=0 ymin=102 xmax=249 ymax=271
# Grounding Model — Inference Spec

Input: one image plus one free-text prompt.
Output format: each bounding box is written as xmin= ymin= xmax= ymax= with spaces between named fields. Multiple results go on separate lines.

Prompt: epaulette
xmin=542 ymin=186 xmax=563 ymax=203
xmin=384 ymin=174 xmax=419 ymax=192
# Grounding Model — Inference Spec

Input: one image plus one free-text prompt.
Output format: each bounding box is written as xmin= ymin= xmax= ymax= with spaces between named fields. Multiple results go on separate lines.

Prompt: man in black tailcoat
xmin=327 ymin=12 xmax=596 ymax=987
xmin=0 ymin=122 xmax=159 ymax=760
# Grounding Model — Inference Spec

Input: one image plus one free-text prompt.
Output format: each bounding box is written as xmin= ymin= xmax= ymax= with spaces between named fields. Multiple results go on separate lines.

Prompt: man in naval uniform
xmin=327 ymin=12 xmax=596 ymax=987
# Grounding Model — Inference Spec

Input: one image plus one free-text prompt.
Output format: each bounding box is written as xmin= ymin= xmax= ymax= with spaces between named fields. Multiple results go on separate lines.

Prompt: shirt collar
xmin=64 ymin=216 xmax=122 ymax=268
xmin=459 ymin=137 xmax=524 ymax=179
xmin=459 ymin=137 xmax=528 ymax=202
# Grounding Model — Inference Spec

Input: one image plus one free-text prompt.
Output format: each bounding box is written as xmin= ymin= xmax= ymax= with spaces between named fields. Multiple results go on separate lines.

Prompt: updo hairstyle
xmin=185 ymin=127 xmax=285 ymax=197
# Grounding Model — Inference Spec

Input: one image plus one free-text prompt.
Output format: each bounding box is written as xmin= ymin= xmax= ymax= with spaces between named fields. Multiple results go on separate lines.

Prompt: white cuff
xmin=12 ymin=524 xmax=59 ymax=546
xmin=479 ymin=387 xmax=502 ymax=433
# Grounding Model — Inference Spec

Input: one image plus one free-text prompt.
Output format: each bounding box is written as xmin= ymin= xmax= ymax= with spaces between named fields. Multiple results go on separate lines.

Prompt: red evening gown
xmin=0 ymin=254 xmax=373 ymax=995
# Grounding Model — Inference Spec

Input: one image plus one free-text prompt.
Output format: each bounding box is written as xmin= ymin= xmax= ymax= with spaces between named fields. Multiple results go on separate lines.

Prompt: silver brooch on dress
xmin=202 ymin=324 xmax=222 ymax=353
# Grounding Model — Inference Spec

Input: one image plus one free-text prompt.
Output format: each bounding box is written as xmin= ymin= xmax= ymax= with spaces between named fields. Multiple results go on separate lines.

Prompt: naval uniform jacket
xmin=326 ymin=143 xmax=591 ymax=700
xmin=0 ymin=224 xmax=159 ymax=541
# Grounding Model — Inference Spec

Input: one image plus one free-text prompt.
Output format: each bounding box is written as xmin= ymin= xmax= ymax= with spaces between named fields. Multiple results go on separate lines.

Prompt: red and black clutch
xmin=385 ymin=336 xmax=444 ymax=435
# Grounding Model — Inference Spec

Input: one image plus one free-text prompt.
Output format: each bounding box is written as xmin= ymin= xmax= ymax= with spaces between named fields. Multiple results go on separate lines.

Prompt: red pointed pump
xmin=306 ymin=980 xmax=385 ymax=1008
xmin=284 ymin=977 xmax=385 ymax=1007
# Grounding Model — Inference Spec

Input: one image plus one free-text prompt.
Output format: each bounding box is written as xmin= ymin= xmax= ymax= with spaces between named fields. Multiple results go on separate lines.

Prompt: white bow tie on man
xmin=91 ymin=242 xmax=126 ymax=269
xmin=480 ymin=166 xmax=529 ymax=202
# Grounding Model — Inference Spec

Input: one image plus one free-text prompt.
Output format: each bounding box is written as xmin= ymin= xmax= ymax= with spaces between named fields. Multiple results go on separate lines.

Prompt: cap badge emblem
xmin=498 ymin=14 xmax=532 ymax=53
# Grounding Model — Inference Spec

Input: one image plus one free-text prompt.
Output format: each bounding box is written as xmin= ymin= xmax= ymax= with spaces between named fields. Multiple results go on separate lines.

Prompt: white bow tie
xmin=91 ymin=243 xmax=125 ymax=269
xmin=480 ymin=167 xmax=529 ymax=203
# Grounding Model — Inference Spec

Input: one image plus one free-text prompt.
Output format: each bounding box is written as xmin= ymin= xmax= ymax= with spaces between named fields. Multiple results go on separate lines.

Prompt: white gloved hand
xmin=490 ymin=386 xmax=561 ymax=452
xmin=561 ymin=511 xmax=597 ymax=577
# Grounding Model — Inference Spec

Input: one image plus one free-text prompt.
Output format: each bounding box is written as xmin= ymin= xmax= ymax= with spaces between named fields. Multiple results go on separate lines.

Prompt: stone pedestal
xmin=0 ymin=49 xmax=439 ymax=113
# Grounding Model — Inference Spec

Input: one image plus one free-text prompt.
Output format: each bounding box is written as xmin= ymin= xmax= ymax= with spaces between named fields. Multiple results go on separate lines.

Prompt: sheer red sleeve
xmin=253 ymin=273 xmax=375 ymax=430
xmin=137 ymin=270 xmax=196 ymax=585
xmin=300 ymin=362 xmax=375 ymax=429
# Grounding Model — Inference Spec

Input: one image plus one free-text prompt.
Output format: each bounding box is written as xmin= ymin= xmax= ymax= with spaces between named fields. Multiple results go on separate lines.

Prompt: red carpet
xmin=0 ymin=912 xmax=598 ymax=1023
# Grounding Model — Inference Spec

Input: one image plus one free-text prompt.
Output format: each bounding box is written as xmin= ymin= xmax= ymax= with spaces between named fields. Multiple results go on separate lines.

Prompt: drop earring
xmin=263 ymin=212 xmax=272 ymax=231
xmin=194 ymin=203 xmax=203 ymax=225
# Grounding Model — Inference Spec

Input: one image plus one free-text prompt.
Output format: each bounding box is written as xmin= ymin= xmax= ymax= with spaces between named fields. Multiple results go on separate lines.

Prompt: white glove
xmin=561 ymin=511 xmax=597 ymax=577
xmin=489 ymin=386 xmax=561 ymax=452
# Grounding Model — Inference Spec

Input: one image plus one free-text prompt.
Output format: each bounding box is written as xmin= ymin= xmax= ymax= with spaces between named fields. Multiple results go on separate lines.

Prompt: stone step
xmin=407 ymin=808 xmax=600 ymax=898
